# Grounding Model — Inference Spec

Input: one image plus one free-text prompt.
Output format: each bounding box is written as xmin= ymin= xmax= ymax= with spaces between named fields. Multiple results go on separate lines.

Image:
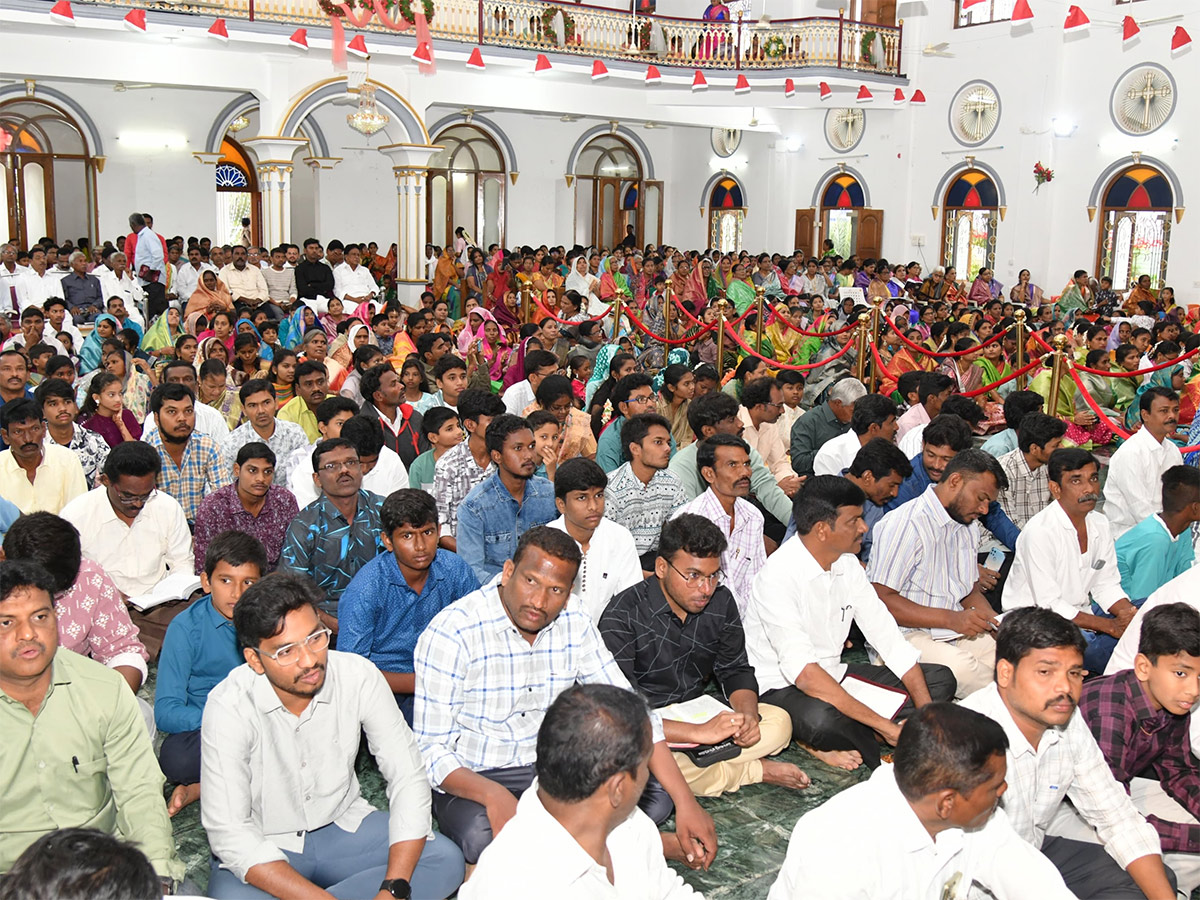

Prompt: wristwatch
xmin=379 ymin=878 xmax=412 ymax=898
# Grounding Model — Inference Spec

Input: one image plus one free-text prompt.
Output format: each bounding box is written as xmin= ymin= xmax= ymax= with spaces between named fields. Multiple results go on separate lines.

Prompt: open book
xmin=126 ymin=571 xmax=202 ymax=613
xmin=841 ymin=673 xmax=908 ymax=721
xmin=658 ymin=694 xmax=734 ymax=750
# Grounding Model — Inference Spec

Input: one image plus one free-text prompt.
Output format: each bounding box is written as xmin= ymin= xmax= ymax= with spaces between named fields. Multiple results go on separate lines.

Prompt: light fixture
xmin=784 ymin=136 xmax=803 ymax=152
xmin=227 ymin=114 xmax=249 ymax=134
xmin=347 ymin=62 xmax=389 ymax=137
xmin=1051 ymin=117 xmax=1077 ymax=137
xmin=24 ymin=79 xmax=35 ymax=97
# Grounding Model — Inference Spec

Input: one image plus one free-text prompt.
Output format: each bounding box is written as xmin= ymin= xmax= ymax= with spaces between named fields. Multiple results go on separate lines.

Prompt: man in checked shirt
xmin=1078 ymin=602 xmax=1200 ymax=897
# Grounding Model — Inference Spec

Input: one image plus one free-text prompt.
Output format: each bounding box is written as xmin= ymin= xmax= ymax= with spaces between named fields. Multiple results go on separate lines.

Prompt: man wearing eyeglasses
xmin=599 ymin=514 xmax=804 ymax=801
xmin=278 ymin=438 xmax=385 ymax=636
xmin=594 ymin=373 xmax=675 ymax=475
xmin=201 ymin=573 xmax=465 ymax=900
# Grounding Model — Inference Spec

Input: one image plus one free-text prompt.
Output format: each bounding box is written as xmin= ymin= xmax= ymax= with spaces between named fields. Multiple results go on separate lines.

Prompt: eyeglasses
xmin=255 ymin=627 xmax=332 ymax=665
xmin=667 ymin=560 xmax=723 ymax=588
xmin=625 ymin=393 xmax=656 ymax=407
xmin=318 ymin=459 xmax=362 ymax=474
xmin=112 ymin=487 xmax=157 ymax=506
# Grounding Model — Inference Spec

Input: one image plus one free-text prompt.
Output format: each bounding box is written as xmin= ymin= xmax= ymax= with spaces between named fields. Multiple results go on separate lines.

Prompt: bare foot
xmin=661 ymin=832 xmax=702 ymax=869
xmin=761 ymin=759 xmax=811 ymax=789
xmin=167 ymin=783 xmax=201 ymax=817
xmin=798 ymin=744 xmax=863 ymax=771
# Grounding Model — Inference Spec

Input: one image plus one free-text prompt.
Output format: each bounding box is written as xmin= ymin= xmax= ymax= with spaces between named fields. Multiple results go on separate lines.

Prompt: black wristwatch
xmin=379 ymin=878 xmax=412 ymax=899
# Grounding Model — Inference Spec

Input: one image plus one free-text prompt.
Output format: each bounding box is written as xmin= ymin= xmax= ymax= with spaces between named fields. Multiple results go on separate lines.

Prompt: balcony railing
xmin=80 ymin=0 xmax=904 ymax=75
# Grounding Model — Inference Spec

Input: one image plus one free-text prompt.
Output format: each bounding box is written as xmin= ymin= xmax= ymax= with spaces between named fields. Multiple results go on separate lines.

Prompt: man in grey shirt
xmin=789 ymin=377 xmax=863 ymax=478
xmin=201 ymin=573 xmax=465 ymax=900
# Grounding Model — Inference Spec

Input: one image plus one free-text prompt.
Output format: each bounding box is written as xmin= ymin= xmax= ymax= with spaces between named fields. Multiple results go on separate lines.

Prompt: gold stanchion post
xmin=1046 ymin=333 xmax=1068 ymax=416
xmin=520 ymin=282 xmax=532 ymax=324
xmin=663 ymin=282 xmax=673 ymax=346
xmin=715 ymin=298 xmax=729 ymax=382
xmin=854 ymin=311 xmax=870 ymax=384
xmin=754 ymin=285 xmax=766 ymax=355
xmin=1014 ymin=308 xmax=1028 ymax=390
xmin=610 ymin=292 xmax=623 ymax=345
xmin=868 ymin=297 xmax=883 ymax=394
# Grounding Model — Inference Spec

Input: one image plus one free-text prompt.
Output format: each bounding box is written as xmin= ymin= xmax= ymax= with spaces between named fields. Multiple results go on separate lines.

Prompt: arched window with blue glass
xmin=708 ymin=177 xmax=745 ymax=253
xmin=215 ymin=137 xmax=259 ymax=246
xmin=941 ymin=170 xmax=998 ymax=280
xmin=1097 ymin=165 xmax=1172 ymax=291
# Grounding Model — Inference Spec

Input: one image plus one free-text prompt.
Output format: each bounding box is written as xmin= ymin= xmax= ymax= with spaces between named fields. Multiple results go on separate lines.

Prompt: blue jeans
xmin=1083 ymin=597 xmax=1147 ymax=676
xmin=207 ymin=810 xmax=464 ymax=899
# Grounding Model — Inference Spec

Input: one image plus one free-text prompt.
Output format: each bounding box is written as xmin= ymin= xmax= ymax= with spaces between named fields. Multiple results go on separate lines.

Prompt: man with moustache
xmin=0 ymin=559 xmax=183 ymax=887
xmin=0 ymin=397 xmax=87 ymax=514
xmin=1104 ymin=386 xmax=1184 ymax=540
xmin=143 ymin=383 xmax=225 ymax=525
xmin=1003 ymin=448 xmax=1139 ymax=675
xmin=963 ymin=608 xmax=1176 ymax=899
xmin=200 ymin=573 xmax=465 ymax=900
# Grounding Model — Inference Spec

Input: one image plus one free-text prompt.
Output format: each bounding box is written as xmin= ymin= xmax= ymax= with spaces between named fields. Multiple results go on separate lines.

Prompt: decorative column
xmin=242 ymin=137 xmax=309 ymax=248
xmin=302 ymin=156 xmax=343 ymax=240
xmin=377 ymin=143 xmax=442 ymax=305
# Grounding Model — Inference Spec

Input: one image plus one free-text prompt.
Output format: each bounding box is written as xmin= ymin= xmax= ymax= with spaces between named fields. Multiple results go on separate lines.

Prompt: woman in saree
xmin=974 ymin=338 xmax=1014 ymax=401
xmin=102 ymin=341 xmax=154 ymax=422
xmin=765 ymin=303 xmax=803 ymax=364
xmin=432 ymin=248 xmax=463 ymax=319
xmin=140 ymin=307 xmax=185 ymax=359
xmin=279 ymin=304 xmax=318 ymax=350
xmin=596 ymin=256 xmax=633 ymax=304
xmin=713 ymin=255 xmax=735 ymax=296
xmin=466 ymin=310 xmax=511 ymax=385
xmin=1009 ymin=269 xmax=1045 ymax=307
xmin=457 ymin=308 xmax=488 ymax=357
xmin=557 ymin=290 xmax=588 ymax=325
xmin=195 ymin=335 xmax=233 ymax=380
xmin=566 ymin=255 xmax=603 ymax=317
xmin=78 ymin=313 xmax=121 ymax=376
xmin=267 ymin=349 xmax=298 ymax=406
xmin=196 ymin=310 xmax=236 ymax=355
xmin=725 ymin=262 xmax=757 ymax=316
xmin=1031 ymin=362 xmax=1114 ymax=449
xmin=319 ymin=296 xmax=351 ymax=339
xmin=184 ymin=269 xmax=234 ymax=320
xmin=751 ymin=254 xmax=785 ymax=300
xmin=878 ymin=329 xmax=933 ymax=398
xmin=655 ymin=358 xmax=696 ymax=449
xmin=492 ymin=289 xmax=523 ymax=345
xmin=700 ymin=258 xmax=721 ymax=303
xmin=325 ymin=322 xmax=373 ymax=393
xmin=502 ymin=334 xmax=539 ymax=393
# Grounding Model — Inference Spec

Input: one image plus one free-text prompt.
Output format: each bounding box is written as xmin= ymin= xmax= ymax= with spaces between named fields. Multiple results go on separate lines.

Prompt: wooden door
xmin=794 ymin=208 xmax=816 ymax=257
xmin=2 ymin=153 xmax=56 ymax=248
xmin=858 ymin=208 xmax=884 ymax=260
xmin=593 ymin=178 xmax=621 ymax=248
xmin=859 ymin=0 xmax=897 ymax=25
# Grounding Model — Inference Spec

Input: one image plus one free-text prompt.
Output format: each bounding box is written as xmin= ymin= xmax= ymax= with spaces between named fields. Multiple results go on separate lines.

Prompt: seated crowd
xmin=2 ymin=221 xmax=1200 ymax=900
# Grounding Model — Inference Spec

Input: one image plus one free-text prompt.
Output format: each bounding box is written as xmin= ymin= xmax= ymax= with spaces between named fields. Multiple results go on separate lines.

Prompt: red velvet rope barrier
xmin=623 ymin=308 xmax=715 ymax=345
xmin=670 ymin=294 xmax=756 ymax=329
xmin=885 ymin=316 xmax=1011 ymax=358
xmin=870 ymin=341 xmax=899 ymax=383
xmin=764 ymin=307 xmax=860 ymax=338
xmin=532 ymin=297 xmax=612 ymax=325
xmin=1073 ymin=344 xmax=1200 ymax=378
xmin=722 ymin=323 xmax=857 ymax=371
xmin=1068 ymin=366 xmax=1200 ymax=453
xmin=959 ymin=358 xmax=1042 ymax=397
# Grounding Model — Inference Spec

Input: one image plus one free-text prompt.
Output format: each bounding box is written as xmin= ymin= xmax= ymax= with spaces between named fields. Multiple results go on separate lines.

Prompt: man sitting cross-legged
xmin=155 ymin=530 xmax=265 ymax=818
xmin=202 ymin=572 xmax=465 ymax=900
xmin=414 ymin=526 xmax=718 ymax=870
xmin=600 ymin=514 xmax=806 ymax=798
xmin=744 ymin=475 xmax=956 ymax=771
xmin=769 ymin=702 xmax=1075 ymax=900
xmin=339 ymin=489 xmax=480 ymax=725
xmin=460 ymin=684 xmax=701 ymax=899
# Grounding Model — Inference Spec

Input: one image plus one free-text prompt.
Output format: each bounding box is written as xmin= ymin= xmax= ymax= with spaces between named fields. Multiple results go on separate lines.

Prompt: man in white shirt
xmin=547 ymin=458 xmax=641 ymax=621
xmin=59 ymin=441 xmax=193 ymax=600
xmin=174 ymin=245 xmax=216 ymax=307
xmin=41 ymin=297 xmax=83 ymax=353
xmin=96 ymin=253 xmax=146 ymax=324
xmin=201 ymin=572 xmax=465 ymax=900
xmin=962 ymin=607 xmax=1176 ymax=899
xmin=219 ymin=245 xmax=270 ymax=310
xmin=744 ymin=475 xmax=955 ymax=772
xmin=869 ymin=449 xmax=1004 ymax=698
xmin=261 ymin=245 xmax=296 ymax=319
xmin=812 ymin=393 xmax=898 ymax=477
xmin=1003 ymin=447 xmax=1137 ymax=675
xmin=461 ymin=684 xmax=698 ymax=900
xmin=1104 ymin=386 xmax=1184 ymax=539
xmin=769 ymin=702 xmax=1075 ymax=900
xmin=0 ymin=242 xmax=30 ymax=313
xmin=332 ymin=245 xmax=379 ymax=305
xmin=142 ymin=360 xmax=231 ymax=441
xmin=502 ymin=350 xmax=559 ymax=416
xmin=15 ymin=246 xmax=63 ymax=312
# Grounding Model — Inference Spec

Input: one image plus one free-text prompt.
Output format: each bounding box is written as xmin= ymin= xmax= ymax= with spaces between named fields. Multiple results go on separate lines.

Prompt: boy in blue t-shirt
xmin=155 ymin=529 xmax=266 ymax=816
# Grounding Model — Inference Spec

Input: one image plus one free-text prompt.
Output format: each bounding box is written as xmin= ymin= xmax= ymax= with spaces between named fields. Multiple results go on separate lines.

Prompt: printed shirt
xmin=1078 ymin=669 xmax=1200 ymax=853
xmin=222 ymin=418 xmax=310 ymax=487
xmin=277 ymin=489 xmax=384 ymax=614
xmin=432 ymin=441 xmax=493 ymax=539
xmin=603 ymin=463 xmax=687 ymax=555
xmin=54 ymin=559 xmax=150 ymax=682
xmin=192 ymin=483 xmax=300 ymax=574
xmin=144 ymin=430 xmax=226 ymax=523
xmin=43 ymin=423 xmax=110 ymax=489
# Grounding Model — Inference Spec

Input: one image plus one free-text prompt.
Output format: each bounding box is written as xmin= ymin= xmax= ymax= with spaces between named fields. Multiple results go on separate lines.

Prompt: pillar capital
xmin=376 ymin=143 xmax=442 ymax=176
xmin=303 ymin=156 xmax=344 ymax=170
xmin=240 ymin=136 xmax=310 ymax=167
xmin=192 ymin=152 xmax=223 ymax=166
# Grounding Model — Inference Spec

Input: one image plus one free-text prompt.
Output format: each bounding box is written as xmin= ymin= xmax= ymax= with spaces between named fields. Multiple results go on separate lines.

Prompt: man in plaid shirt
xmin=143 ymin=383 xmax=226 ymax=525
xmin=1078 ymin=602 xmax=1200 ymax=896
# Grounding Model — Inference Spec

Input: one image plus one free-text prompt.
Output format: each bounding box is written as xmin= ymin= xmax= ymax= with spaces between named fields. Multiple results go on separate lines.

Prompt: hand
xmin=1074 ymin=410 xmax=1097 ymax=427
xmin=694 ymin=711 xmax=743 ymax=745
xmin=673 ymin=798 xmax=717 ymax=870
xmin=1110 ymin=600 xmax=1137 ymax=627
xmin=975 ymin=564 xmax=999 ymax=593
xmin=731 ymin=713 xmax=760 ymax=748
xmin=955 ymin=606 xmax=997 ymax=638
xmin=1103 ymin=617 xmax=1130 ymax=639
xmin=778 ymin=474 xmax=802 ymax=498
xmin=484 ymin=786 xmax=518 ymax=838
xmin=880 ymin=719 xmax=904 ymax=746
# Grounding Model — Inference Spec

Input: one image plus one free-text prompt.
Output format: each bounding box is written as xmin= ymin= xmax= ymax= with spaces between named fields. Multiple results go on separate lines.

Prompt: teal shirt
xmin=1115 ymin=514 xmax=1195 ymax=601
xmin=595 ymin=417 xmax=677 ymax=474
xmin=407 ymin=449 xmax=437 ymax=491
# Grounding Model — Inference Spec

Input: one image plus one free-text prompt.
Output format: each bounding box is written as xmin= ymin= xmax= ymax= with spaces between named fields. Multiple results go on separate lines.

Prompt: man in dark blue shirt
xmin=339 ymin=489 xmax=480 ymax=724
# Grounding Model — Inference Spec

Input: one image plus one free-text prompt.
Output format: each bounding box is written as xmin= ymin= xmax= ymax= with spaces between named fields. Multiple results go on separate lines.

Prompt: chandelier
xmin=347 ymin=77 xmax=389 ymax=137
xmin=227 ymin=114 xmax=250 ymax=134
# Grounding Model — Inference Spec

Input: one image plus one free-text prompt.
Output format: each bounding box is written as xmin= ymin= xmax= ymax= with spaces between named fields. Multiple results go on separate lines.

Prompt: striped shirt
xmin=867 ymin=484 xmax=980 ymax=641
xmin=674 ymin=488 xmax=765 ymax=617
xmin=432 ymin=441 xmax=493 ymax=539
xmin=996 ymin=448 xmax=1051 ymax=530
xmin=413 ymin=582 xmax=663 ymax=788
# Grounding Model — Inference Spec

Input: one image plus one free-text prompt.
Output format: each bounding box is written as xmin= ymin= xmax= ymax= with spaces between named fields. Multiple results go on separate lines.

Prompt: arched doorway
xmin=573 ymin=134 xmax=661 ymax=248
xmin=1096 ymin=165 xmax=1172 ymax=291
xmin=0 ymin=98 xmax=99 ymax=247
xmin=215 ymin=137 xmax=261 ymax=247
xmin=817 ymin=173 xmax=881 ymax=259
xmin=426 ymin=124 xmax=506 ymax=251
xmin=708 ymin=177 xmax=745 ymax=253
xmin=941 ymin=170 xmax=999 ymax=280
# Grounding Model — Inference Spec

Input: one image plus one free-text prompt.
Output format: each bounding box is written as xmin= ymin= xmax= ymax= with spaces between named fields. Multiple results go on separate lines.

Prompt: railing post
xmin=715 ymin=298 xmax=728 ymax=382
xmin=1046 ymin=333 xmax=1067 ymax=416
xmin=735 ymin=9 xmax=742 ymax=70
xmin=855 ymin=312 xmax=869 ymax=384
xmin=895 ymin=18 xmax=903 ymax=76
xmin=1014 ymin=308 xmax=1027 ymax=389
xmin=610 ymin=293 xmax=624 ymax=344
xmin=836 ymin=7 xmax=844 ymax=70
xmin=477 ymin=0 xmax=483 ymax=45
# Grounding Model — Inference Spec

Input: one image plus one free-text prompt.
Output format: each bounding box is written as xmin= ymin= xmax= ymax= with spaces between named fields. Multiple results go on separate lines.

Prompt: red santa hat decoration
xmin=1063 ymin=5 xmax=1089 ymax=34
xmin=1172 ymin=27 xmax=1192 ymax=55
xmin=591 ymin=59 xmax=609 ymax=81
xmin=645 ymin=65 xmax=662 ymax=85
xmin=692 ymin=70 xmax=708 ymax=92
xmin=288 ymin=28 xmax=309 ymax=51
xmin=1122 ymin=16 xmax=1140 ymax=46
xmin=207 ymin=18 xmax=228 ymax=42
xmin=466 ymin=47 xmax=486 ymax=70
xmin=783 ymin=78 xmax=795 ymax=98
xmin=49 ymin=1 xmax=74 ymax=25
xmin=855 ymin=85 xmax=872 ymax=103
xmin=818 ymin=82 xmax=832 ymax=102
xmin=734 ymin=74 xmax=750 ymax=95
xmin=123 ymin=8 xmax=146 ymax=32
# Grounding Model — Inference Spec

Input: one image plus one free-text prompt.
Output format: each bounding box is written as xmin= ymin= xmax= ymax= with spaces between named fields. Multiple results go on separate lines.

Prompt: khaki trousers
xmin=905 ymin=631 xmax=996 ymax=699
xmin=672 ymin=704 xmax=792 ymax=797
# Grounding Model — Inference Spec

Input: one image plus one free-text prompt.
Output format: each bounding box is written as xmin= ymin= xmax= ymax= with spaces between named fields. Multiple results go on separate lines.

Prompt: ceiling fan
xmin=113 ymin=82 xmax=155 ymax=91
xmin=922 ymin=42 xmax=953 ymax=57
xmin=458 ymin=106 xmax=495 ymax=122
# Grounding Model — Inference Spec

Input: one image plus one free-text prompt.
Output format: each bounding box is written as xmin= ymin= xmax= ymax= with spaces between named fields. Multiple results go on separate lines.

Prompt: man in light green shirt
xmin=0 ymin=559 xmax=183 ymax=885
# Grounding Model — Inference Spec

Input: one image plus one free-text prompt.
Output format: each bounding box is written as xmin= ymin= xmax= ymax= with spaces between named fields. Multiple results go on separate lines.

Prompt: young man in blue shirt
xmin=155 ymin=529 xmax=266 ymax=816
xmin=1116 ymin=465 xmax=1200 ymax=602
xmin=339 ymin=489 xmax=480 ymax=725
